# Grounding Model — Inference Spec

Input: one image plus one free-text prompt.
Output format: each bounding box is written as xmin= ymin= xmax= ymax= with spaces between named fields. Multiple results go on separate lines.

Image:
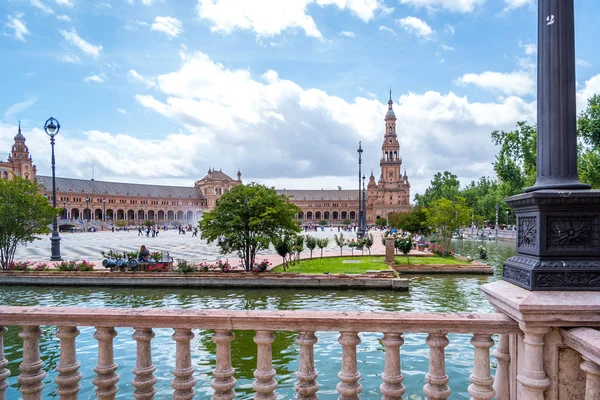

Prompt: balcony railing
xmin=0 ymin=306 xmax=519 ymax=400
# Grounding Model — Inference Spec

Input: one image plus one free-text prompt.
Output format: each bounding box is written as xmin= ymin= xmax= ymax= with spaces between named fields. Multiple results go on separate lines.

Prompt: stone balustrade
xmin=561 ymin=328 xmax=600 ymax=400
xmin=0 ymin=306 xmax=518 ymax=400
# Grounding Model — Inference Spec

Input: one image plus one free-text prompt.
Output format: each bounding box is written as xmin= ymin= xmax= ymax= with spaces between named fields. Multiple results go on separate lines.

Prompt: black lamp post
xmin=63 ymin=200 xmax=66 ymax=219
xmin=45 ymin=117 xmax=62 ymax=261
xmin=103 ymin=199 xmax=106 ymax=224
xmin=362 ymin=174 xmax=367 ymax=232
xmin=85 ymin=197 xmax=90 ymax=220
xmin=357 ymin=142 xmax=365 ymax=238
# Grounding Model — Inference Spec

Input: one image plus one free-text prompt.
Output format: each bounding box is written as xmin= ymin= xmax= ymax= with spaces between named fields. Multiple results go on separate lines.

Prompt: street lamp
xmin=357 ymin=142 xmax=365 ymax=238
xmin=85 ymin=197 xmax=90 ymax=220
xmin=103 ymin=198 xmax=106 ymax=224
xmin=45 ymin=117 xmax=62 ymax=261
xmin=63 ymin=200 xmax=66 ymax=219
xmin=362 ymin=174 xmax=366 ymax=233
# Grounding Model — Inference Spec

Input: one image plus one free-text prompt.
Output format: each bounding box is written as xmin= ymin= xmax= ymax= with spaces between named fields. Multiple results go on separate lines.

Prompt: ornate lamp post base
xmin=50 ymin=233 xmax=62 ymax=261
xmin=502 ymin=190 xmax=600 ymax=291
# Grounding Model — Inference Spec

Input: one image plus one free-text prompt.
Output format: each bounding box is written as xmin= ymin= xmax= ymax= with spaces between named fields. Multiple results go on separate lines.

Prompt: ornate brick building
xmin=2 ymin=96 xmax=409 ymax=226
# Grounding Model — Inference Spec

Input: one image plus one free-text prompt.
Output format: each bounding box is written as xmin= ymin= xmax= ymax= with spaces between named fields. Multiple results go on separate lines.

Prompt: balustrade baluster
xmin=468 ymin=334 xmax=495 ymax=400
xmin=517 ymin=325 xmax=551 ymax=400
xmin=492 ymin=334 xmax=510 ymax=400
xmin=253 ymin=331 xmax=277 ymax=400
xmin=18 ymin=326 xmax=46 ymax=400
xmin=93 ymin=327 xmax=119 ymax=400
xmin=580 ymin=357 xmax=600 ymax=400
xmin=171 ymin=329 xmax=196 ymax=400
xmin=0 ymin=326 xmax=10 ymax=400
xmin=295 ymin=331 xmax=319 ymax=400
xmin=423 ymin=333 xmax=450 ymax=400
xmin=55 ymin=326 xmax=82 ymax=400
xmin=132 ymin=328 xmax=157 ymax=400
xmin=380 ymin=332 xmax=405 ymax=400
xmin=337 ymin=332 xmax=362 ymax=400
xmin=211 ymin=330 xmax=236 ymax=400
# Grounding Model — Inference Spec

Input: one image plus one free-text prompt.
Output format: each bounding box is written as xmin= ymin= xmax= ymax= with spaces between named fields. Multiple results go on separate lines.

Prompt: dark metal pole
xmin=357 ymin=142 xmax=364 ymax=237
xmin=49 ymin=136 xmax=61 ymax=261
xmin=362 ymin=175 xmax=367 ymax=232
xmin=525 ymin=0 xmax=590 ymax=192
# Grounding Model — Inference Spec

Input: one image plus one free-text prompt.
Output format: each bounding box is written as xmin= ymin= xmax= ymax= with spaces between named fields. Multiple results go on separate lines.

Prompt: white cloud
xmin=440 ymin=44 xmax=454 ymax=51
xmin=378 ymin=25 xmax=396 ymax=35
xmin=399 ymin=0 xmax=485 ymax=13
xmin=54 ymin=0 xmax=74 ymax=6
xmin=57 ymin=14 xmax=71 ymax=21
xmin=57 ymin=54 xmax=81 ymax=63
xmin=196 ymin=0 xmax=392 ymax=39
xmin=577 ymin=74 xmax=600 ymax=113
xmin=396 ymin=16 xmax=434 ymax=39
xmin=444 ymin=23 xmax=455 ymax=35
xmin=151 ymin=16 xmax=183 ymax=38
xmin=5 ymin=14 xmax=30 ymax=42
xmin=59 ymin=28 xmax=102 ymax=57
xmin=31 ymin=0 xmax=55 ymax=15
xmin=519 ymin=41 xmax=536 ymax=55
xmin=83 ymin=73 xmax=106 ymax=83
xmin=117 ymin=108 xmax=128 ymax=114
xmin=455 ymin=70 xmax=535 ymax=96
xmin=339 ymin=30 xmax=355 ymax=38
xmin=127 ymin=69 xmax=157 ymax=87
xmin=577 ymin=59 xmax=592 ymax=68
xmin=4 ymin=98 xmax=38 ymax=119
xmin=503 ymin=0 xmax=533 ymax=12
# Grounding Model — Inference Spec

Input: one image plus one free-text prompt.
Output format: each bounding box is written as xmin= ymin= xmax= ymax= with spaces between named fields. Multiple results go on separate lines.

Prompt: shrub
xmin=33 ymin=263 xmax=49 ymax=271
xmin=56 ymin=260 xmax=95 ymax=272
xmin=198 ymin=262 xmax=210 ymax=272
xmin=429 ymin=243 xmax=454 ymax=257
xmin=9 ymin=261 xmax=30 ymax=271
xmin=147 ymin=263 xmax=169 ymax=272
xmin=252 ymin=259 xmax=271 ymax=272
xmin=305 ymin=236 xmax=317 ymax=259
xmin=150 ymin=252 xmax=162 ymax=262
xmin=176 ymin=259 xmax=198 ymax=273
xmin=215 ymin=259 xmax=231 ymax=273
xmin=478 ymin=245 xmax=488 ymax=260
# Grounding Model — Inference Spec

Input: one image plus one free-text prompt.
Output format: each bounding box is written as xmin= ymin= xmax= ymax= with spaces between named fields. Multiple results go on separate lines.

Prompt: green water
xmin=0 ymin=240 xmax=514 ymax=399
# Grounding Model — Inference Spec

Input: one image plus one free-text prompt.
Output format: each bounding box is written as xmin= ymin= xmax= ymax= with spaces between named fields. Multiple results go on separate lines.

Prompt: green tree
xmin=425 ymin=197 xmax=473 ymax=251
xmin=333 ymin=233 xmax=345 ymax=256
xmin=363 ymin=234 xmax=374 ymax=255
xmin=292 ymin=235 xmax=304 ymax=264
xmin=414 ymin=171 xmax=461 ymax=207
xmin=305 ymin=236 xmax=317 ymax=259
xmin=318 ymin=219 xmax=328 ymax=226
xmin=115 ymin=220 xmax=127 ymax=228
xmin=199 ymin=183 xmax=300 ymax=271
xmin=375 ymin=218 xmax=387 ymax=227
xmin=389 ymin=207 xmax=430 ymax=235
xmin=348 ymin=239 xmax=357 ymax=256
xmin=578 ymin=94 xmax=600 ymax=188
xmin=316 ymin=238 xmax=329 ymax=258
xmin=143 ymin=220 xmax=154 ymax=227
xmin=273 ymin=235 xmax=293 ymax=270
xmin=396 ymin=236 xmax=413 ymax=264
xmin=0 ymin=177 xmax=59 ymax=270
xmin=491 ymin=121 xmax=537 ymax=196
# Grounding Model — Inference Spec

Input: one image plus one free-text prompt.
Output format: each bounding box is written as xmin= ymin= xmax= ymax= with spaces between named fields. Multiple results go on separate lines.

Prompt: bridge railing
xmin=0 ymin=307 xmax=519 ymax=400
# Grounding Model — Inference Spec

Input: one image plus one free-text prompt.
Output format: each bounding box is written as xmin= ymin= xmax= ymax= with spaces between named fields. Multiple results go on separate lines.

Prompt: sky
xmin=1 ymin=0 xmax=599 ymax=199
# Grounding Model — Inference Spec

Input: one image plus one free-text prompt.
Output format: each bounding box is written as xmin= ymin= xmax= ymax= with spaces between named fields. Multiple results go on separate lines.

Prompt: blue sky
xmin=1 ymin=0 xmax=599 ymax=197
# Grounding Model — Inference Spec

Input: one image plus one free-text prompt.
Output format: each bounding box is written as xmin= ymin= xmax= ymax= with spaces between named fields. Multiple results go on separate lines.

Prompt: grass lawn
xmin=271 ymin=255 xmax=466 ymax=274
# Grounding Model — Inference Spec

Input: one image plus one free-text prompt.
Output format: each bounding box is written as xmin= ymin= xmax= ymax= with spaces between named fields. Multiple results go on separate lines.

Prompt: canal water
xmin=0 ymin=240 xmax=514 ymax=399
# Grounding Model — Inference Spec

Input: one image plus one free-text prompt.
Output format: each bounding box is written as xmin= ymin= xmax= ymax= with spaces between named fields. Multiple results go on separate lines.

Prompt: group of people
xmin=177 ymin=225 xmax=199 ymax=237
xmin=138 ymin=226 xmax=161 ymax=237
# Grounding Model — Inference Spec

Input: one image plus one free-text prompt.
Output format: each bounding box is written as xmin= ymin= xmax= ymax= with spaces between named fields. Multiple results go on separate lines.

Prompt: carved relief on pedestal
xmin=502 ymin=263 xmax=531 ymax=287
xmin=518 ymin=216 xmax=537 ymax=251
xmin=546 ymin=216 xmax=599 ymax=250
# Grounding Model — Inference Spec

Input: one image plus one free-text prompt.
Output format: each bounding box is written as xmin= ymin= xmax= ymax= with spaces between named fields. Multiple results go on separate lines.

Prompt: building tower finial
xmin=389 ymin=88 xmax=392 ymax=101
xmin=18 ymin=120 xmax=21 ymax=133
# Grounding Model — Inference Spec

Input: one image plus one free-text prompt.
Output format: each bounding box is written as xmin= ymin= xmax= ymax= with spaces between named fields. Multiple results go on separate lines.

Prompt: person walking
xmin=138 ymin=227 xmax=142 ymax=236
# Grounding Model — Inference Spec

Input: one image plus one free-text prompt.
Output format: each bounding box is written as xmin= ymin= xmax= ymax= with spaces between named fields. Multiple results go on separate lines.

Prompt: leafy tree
xmin=396 ymin=236 xmax=413 ymax=264
xmin=199 ymin=183 xmax=300 ymax=271
xmin=333 ymin=233 xmax=345 ymax=256
xmin=0 ymin=177 xmax=59 ymax=270
xmin=316 ymin=238 xmax=329 ymax=258
xmin=414 ymin=171 xmax=461 ymax=207
xmin=389 ymin=208 xmax=430 ymax=235
xmin=578 ymin=94 xmax=600 ymax=188
xmin=305 ymin=235 xmax=317 ymax=259
xmin=491 ymin=121 xmax=537 ymax=196
xmin=318 ymin=219 xmax=328 ymax=226
xmin=273 ymin=235 xmax=293 ymax=271
xmin=348 ymin=239 xmax=357 ymax=256
xmin=363 ymin=234 xmax=374 ymax=255
xmin=375 ymin=218 xmax=387 ymax=227
xmin=143 ymin=220 xmax=154 ymax=227
xmin=425 ymin=197 xmax=473 ymax=250
xmin=342 ymin=219 xmax=351 ymax=225
xmin=115 ymin=220 xmax=127 ymax=228
xmin=292 ymin=235 xmax=305 ymax=264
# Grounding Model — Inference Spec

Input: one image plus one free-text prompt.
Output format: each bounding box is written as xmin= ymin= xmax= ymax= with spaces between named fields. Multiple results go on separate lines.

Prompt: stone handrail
xmin=561 ymin=328 xmax=600 ymax=398
xmin=0 ymin=306 xmax=519 ymax=400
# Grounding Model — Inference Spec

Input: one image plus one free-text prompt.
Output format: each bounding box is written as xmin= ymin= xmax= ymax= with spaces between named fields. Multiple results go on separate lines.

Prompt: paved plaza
xmin=14 ymin=228 xmax=386 ymax=264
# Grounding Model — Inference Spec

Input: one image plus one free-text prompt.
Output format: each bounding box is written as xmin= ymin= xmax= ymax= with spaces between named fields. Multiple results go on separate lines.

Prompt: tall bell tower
xmin=7 ymin=122 xmax=36 ymax=181
xmin=380 ymin=91 xmax=402 ymax=188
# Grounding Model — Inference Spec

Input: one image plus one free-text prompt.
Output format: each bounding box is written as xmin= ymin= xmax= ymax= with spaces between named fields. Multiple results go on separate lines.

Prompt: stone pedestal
xmin=385 ymin=237 xmax=395 ymax=265
xmin=481 ymin=280 xmax=600 ymax=399
xmin=502 ymin=190 xmax=600 ymax=291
